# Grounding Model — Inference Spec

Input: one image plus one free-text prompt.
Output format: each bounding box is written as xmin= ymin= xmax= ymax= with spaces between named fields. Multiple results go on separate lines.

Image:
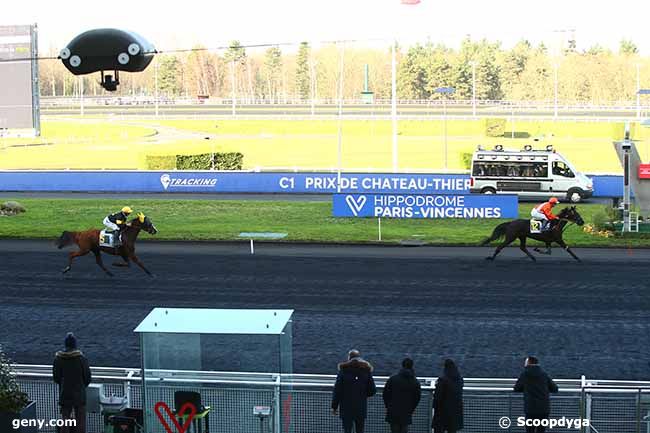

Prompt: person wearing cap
xmin=530 ymin=197 xmax=560 ymax=232
xmin=53 ymin=333 xmax=92 ymax=433
xmin=103 ymin=206 xmax=133 ymax=242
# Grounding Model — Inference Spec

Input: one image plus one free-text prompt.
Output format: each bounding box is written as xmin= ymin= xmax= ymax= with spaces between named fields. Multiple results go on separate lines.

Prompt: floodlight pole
xmin=471 ymin=61 xmax=476 ymax=117
xmin=554 ymin=63 xmax=559 ymax=119
xmin=391 ymin=40 xmax=398 ymax=172
xmin=231 ymin=60 xmax=236 ymax=117
xmin=79 ymin=77 xmax=84 ymax=116
xmin=154 ymin=56 xmax=159 ymax=117
xmin=636 ymin=63 xmax=641 ymax=119
xmin=337 ymin=42 xmax=345 ymax=193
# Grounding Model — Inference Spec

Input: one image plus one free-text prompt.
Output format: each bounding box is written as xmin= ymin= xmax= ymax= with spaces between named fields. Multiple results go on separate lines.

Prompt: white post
xmin=310 ymin=59 xmax=316 ymax=118
xmin=250 ymin=239 xmax=254 ymax=254
xmin=154 ymin=56 xmax=159 ymax=117
xmin=378 ymin=217 xmax=382 ymax=241
xmin=391 ymin=40 xmax=398 ymax=172
xmin=471 ymin=61 xmax=476 ymax=117
xmin=79 ymin=76 xmax=84 ymax=116
xmin=231 ymin=60 xmax=236 ymax=117
xmin=443 ymin=96 xmax=448 ymax=170
xmin=554 ymin=63 xmax=559 ymax=119
xmin=337 ymin=42 xmax=345 ymax=193
xmin=636 ymin=63 xmax=641 ymax=119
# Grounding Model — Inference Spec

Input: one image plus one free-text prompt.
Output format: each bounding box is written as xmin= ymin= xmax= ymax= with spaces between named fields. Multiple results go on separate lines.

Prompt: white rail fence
xmin=12 ymin=364 xmax=650 ymax=433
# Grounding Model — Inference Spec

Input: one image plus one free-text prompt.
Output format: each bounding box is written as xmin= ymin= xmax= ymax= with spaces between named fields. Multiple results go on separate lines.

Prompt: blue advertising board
xmin=0 ymin=171 xmax=470 ymax=194
xmin=0 ymin=170 xmax=622 ymax=197
xmin=333 ymin=193 xmax=519 ymax=219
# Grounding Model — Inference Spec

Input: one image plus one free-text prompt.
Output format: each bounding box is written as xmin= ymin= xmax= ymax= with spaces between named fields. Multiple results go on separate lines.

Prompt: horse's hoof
xmin=62 ymin=266 xmax=71 ymax=274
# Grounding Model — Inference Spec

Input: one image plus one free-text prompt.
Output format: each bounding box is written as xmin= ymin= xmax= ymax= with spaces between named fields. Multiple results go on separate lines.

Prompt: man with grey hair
xmin=331 ymin=349 xmax=377 ymax=433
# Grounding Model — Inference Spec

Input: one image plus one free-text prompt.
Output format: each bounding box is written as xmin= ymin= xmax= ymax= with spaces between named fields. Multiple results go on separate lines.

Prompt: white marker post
xmin=378 ymin=217 xmax=382 ymax=241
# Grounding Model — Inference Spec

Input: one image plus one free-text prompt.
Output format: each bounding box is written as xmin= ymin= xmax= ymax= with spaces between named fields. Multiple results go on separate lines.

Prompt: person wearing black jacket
xmin=331 ymin=349 xmax=377 ymax=433
xmin=53 ymin=333 xmax=92 ymax=433
xmin=432 ymin=359 xmax=464 ymax=433
xmin=514 ymin=356 xmax=559 ymax=433
xmin=383 ymin=357 xmax=422 ymax=433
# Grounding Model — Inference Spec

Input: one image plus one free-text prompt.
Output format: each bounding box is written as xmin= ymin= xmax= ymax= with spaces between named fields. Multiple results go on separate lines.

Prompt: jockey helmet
xmin=549 ymin=197 xmax=559 ymax=205
xmin=122 ymin=206 xmax=133 ymax=214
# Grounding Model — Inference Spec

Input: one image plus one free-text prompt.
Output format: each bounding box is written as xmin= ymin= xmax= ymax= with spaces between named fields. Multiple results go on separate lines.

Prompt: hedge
xmin=145 ymin=152 xmax=244 ymax=170
xmin=484 ymin=118 xmax=506 ymax=137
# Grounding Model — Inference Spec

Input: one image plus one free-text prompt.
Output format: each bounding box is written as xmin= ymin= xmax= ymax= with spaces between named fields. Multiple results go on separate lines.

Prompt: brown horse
xmin=55 ymin=213 xmax=158 ymax=276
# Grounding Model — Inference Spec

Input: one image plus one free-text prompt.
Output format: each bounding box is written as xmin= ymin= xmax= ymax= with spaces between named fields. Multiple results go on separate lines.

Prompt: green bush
xmin=0 ymin=346 xmax=29 ymax=412
xmin=484 ymin=118 xmax=506 ymax=137
xmin=461 ymin=152 xmax=473 ymax=170
xmin=145 ymin=155 xmax=177 ymax=170
xmin=592 ymin=206 xmax=618 ymax=231
xmin=176 ymin=153 xmax=244 ymax=170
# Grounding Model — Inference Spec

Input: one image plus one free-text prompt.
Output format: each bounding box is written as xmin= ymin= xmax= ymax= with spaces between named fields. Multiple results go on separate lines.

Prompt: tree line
xmin=38 ymin=37 xmax=650 ymax=104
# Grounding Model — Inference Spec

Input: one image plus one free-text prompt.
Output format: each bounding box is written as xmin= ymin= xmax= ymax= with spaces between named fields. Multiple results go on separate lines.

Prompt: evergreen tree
xmin=295 ymin=42 xmax=311 ymax=100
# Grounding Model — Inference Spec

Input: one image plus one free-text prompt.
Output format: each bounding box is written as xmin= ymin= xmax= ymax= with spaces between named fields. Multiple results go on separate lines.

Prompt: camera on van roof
xmin=523 ymin=145 xmax=533 ymax=151
xmin=546 ymin=145 xmax=554 ymax=152
xmin=493 ymin=145 xmax=503 ymax=151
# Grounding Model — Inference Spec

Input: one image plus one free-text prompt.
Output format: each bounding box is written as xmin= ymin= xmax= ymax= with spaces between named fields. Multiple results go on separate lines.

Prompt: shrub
xmin=0 ymin=346 xmax=29 ymax=412
xmin=461 ymin=152 xmax=473 ymax=171
xmin=484 ymin=118 xmax=506 ymax=137
xmin=176 ymin=153 xmax=244 ymax=170
xmin=145 ymin=155 xmax=177 ymax=170
xmin=592 ymin=206 xmax=617 ymax=231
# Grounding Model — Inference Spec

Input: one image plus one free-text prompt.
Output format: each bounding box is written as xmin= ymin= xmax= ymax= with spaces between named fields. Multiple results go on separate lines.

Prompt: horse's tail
xmin=480 ymin=222 xmax=510 ymax=246
xmin=55 ymin=231 xmax=75 ymax=249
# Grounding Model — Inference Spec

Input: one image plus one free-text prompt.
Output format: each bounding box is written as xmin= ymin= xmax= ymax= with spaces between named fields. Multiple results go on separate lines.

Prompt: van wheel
xmin=567 ymin=189 xmax=584 ymax=203
xmin=481 ymin=187 xmax=497 ymax=194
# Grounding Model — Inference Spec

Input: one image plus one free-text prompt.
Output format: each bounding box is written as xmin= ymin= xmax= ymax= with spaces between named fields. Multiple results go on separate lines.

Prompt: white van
xmin=469 ymin=144 xmax=593 ymax=202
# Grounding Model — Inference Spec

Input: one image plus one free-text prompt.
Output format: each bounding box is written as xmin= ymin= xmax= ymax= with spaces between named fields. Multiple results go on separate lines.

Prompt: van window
xmin=552 ymin=161 xmax=574 ymax=178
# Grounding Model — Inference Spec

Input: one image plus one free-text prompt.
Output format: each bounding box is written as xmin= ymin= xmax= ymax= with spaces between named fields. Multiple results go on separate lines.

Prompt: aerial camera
xmin=59 ymin=29 xmax=156 ymax=91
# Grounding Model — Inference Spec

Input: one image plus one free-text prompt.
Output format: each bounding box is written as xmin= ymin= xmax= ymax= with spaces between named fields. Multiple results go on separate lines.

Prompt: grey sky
xmin=2 ymin=0 xmax=648 ymax=54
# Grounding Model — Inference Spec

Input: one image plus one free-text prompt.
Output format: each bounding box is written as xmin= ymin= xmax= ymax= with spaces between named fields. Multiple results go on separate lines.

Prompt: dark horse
xmin=481 ymin=206 xmax=584 ymax=262
xmin=55 ymin=213 xmax=158 ymax=276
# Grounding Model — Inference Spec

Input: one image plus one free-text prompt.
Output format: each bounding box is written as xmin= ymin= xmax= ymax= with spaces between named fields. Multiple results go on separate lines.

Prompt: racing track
xmin=1 ymin=241 xmax=649 ymax=380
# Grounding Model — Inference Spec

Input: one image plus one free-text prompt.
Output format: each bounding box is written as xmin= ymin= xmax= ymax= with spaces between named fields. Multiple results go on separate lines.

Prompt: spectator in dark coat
xmin=53 ymin=333 xmax=92 ymax=433
xmin=432 ymin=359 xmax=464 ymax=433
xmin=383 ymin=357 xmax=422 ymax=433
xmin=331 ymin=349 xmax=377 ymax=433
xmin=514 ymin=356 xmax=558 ymax=433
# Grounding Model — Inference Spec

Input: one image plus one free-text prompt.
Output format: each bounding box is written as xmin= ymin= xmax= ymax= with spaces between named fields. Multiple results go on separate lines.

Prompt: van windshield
xmin=552 ymin=161 xmax=575 ymax=178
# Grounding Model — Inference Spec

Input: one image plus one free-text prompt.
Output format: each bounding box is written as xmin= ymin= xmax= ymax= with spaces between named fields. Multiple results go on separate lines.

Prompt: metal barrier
xmin=12 ymin=365 xmax=650 ymax=433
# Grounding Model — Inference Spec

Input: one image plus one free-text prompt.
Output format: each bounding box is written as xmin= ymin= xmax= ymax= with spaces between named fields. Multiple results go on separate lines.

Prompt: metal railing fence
xmin=11 ymin=364 xmax=650 ymax=433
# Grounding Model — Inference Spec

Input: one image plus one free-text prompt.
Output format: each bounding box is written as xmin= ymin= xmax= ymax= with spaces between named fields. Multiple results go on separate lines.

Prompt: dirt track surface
xmin=1 ymin=240 xmax=648 ymax=379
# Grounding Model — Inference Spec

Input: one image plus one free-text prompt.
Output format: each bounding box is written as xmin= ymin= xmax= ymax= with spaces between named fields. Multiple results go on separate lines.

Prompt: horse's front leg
xmin=63 ymin=250 xmax=89 ymax=274
xmin=557 ymin=239 xmax=581 ymax=262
